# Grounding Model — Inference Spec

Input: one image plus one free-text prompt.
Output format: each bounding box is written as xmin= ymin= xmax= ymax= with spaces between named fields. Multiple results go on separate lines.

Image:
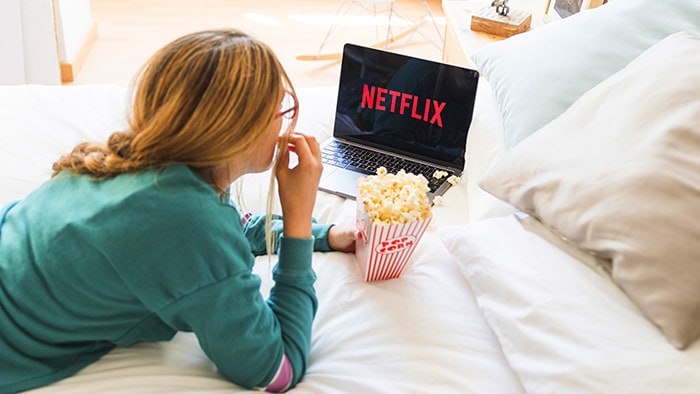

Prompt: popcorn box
xmin=354 ymin=168 xmax=433 ymax=281
xmin=355 ymin=198 xmax=432 ymax=281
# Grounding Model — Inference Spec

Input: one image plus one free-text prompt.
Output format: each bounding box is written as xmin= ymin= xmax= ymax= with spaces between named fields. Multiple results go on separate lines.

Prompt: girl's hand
xmin=275 ymin=132 xmax=323 ymax=239
xmin=328 ymin=223 xmax=361 ymax=253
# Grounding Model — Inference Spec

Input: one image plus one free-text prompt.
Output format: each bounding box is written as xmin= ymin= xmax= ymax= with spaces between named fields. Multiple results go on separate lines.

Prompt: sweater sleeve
xmin=242 ymin=212 xmax=333 ymax=255
xmin=266 ymin=236 xmax=318 ymax=387
xmin=111 ymin=182 xmax=319 ymax=390
xmin=153 ymin=235 xmax=317 ymax=391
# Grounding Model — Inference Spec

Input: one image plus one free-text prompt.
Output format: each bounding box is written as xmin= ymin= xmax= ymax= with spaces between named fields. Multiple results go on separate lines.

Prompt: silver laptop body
xmin=318 ymin=43 xmax=480 ymax=202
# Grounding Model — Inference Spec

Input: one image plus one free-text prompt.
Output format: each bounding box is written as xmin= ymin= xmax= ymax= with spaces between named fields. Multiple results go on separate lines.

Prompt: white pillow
xmin=471 ymin=0 xmax=700 ymax=148
xmin=440 ymin=215 xmax=700 ymax=394
xmin=478 ymin=32 xmax=700 ymax=349
xmin=0 ymin=85 xmax=129 ymax=205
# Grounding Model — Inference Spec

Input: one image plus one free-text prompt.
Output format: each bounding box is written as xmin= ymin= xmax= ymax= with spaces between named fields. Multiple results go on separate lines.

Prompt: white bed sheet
xmin=0 ymin=83 xmax=522 ymax=393
xmin=441 ymin=215 xmax=700 ymax=394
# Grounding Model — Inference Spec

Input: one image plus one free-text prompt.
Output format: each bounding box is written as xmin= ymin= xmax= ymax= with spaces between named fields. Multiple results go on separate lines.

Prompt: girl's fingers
xmin=288 ymin=133 xmax=309 ymax=156
xmin=275 ymin=140 xmax=290 ymax=170
xmin=287 ymin=133 xmax=320 ymax=162
xmin=301 ymin=133 xmax=320 ymax=154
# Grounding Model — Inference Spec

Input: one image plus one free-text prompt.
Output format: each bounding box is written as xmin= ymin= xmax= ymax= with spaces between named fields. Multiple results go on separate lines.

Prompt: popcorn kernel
xmin=447 ymin=175 xmax=461 ymax=186
xmin=358 ymin=169 xmax=432 ymax=225
xmin=432 ymin=170 xmax=449 ymax=180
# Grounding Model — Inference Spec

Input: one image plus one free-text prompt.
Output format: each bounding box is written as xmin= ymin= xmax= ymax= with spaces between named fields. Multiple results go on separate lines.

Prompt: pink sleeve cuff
xmin=265 ymin=354 xmax=293 ymax=393
xmin=241 ymin=211 xmax=254 ymax=226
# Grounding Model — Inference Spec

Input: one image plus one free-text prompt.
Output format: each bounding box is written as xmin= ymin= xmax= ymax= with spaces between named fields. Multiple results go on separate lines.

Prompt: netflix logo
xmin=360 ymin=83 xmax=446 ymax=127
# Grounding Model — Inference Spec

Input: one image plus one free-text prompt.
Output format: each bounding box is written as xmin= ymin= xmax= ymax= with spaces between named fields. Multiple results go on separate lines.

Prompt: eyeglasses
xmin=276 ymin=90 xmax=298 ymax=120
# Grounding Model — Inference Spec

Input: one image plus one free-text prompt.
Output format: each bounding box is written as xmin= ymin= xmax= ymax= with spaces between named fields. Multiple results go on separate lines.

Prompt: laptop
xmin=318 ymin=43 xmax=480 ymax=202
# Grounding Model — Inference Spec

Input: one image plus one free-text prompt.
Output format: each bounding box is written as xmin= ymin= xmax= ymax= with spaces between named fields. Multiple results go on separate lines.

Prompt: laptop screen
xmin=333 ymin=43 xmax=479 ymax=170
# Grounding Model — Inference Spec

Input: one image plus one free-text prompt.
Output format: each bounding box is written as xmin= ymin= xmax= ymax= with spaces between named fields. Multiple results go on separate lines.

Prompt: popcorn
xmin=447 ymin=175 xmax=461 ymax=186
xmin=354 ymin=167 xmax=432 ymax=281
xmin=357 ymin=167 xmax=432 ymax=225
xmin=432 ymin=170 xmax=449 ymax=180
xmin=432 ymin=195 xmax=444 ymax=206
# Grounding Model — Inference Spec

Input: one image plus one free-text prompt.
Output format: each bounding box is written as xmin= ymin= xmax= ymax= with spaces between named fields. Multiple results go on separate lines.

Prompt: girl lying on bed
xmin=0 ymin=29 xmax=358 ymax=394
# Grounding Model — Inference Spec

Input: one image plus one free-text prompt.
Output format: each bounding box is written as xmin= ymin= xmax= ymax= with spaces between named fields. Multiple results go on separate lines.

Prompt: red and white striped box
xmin=354 ymin=198 xmax=432 ymax=282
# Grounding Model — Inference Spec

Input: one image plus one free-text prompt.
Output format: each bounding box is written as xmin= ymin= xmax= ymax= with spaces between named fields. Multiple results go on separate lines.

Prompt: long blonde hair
xmin=52 ymin=29 xmax=298 ymax=255
xmin=52 ymin=29 xmax=296 ymax=187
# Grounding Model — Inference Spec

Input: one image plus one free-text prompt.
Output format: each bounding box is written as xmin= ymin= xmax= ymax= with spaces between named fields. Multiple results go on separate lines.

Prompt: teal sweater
xmin=0 ymin=165 xmax=332 ymax=393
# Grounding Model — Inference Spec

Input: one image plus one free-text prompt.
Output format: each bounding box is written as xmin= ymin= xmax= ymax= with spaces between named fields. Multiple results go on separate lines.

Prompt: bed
xmin=2 ymin=0 xmax=699 ymax=392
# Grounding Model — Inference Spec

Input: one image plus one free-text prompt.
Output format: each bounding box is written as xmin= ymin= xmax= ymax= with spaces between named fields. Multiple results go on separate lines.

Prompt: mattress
xmin=0 ymin=83 xmax=522 ymax=393
xmin=2 ymin=78 xmax=699 ymax=393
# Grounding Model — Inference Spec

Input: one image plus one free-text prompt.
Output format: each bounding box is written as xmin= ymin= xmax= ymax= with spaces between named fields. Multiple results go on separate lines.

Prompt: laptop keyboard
xmin=321 ymin=140 xmax=452 ymax=192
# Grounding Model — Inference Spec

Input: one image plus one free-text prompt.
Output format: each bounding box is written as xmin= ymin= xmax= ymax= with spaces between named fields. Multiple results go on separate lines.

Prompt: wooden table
xmin=441 ymin=0 xmax=547 ymax=69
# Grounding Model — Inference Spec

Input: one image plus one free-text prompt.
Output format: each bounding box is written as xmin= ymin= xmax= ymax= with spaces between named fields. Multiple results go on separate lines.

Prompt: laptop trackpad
xmin=318 ymin=167 xmax=364 ymax=200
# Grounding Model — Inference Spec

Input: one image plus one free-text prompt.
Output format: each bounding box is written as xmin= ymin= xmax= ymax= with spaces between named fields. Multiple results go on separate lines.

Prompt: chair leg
xmin=373 ymin=3 xmax=381 ymax=46
xmin=391 ymin=0 xmax=443 ymax=51
xmin=317 ymin=0 xmax=349 ymax=58
xmin=315 ymin=0 xmax=407 ymax=56
xmin=421 ymin=0 xmax=444 ymax=42
xmin=384 ymin=3 xmax=394 ymax=48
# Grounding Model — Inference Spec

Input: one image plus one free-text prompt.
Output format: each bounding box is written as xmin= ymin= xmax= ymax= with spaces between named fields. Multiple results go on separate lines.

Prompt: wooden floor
xmin=73 ymin=0 xmax=447 ymax=88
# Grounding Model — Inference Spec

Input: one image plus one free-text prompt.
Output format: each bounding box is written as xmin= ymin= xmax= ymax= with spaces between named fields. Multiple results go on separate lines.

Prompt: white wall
xmin=0 ymin=0 xmax=75 ymax=85
xmin=0 ymin=0 xmax=27 ymax=84
xmin=21 ymin=0 xmax=61 ymax=84
xmin=54 ymin=0 xmax=94 ymax=63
